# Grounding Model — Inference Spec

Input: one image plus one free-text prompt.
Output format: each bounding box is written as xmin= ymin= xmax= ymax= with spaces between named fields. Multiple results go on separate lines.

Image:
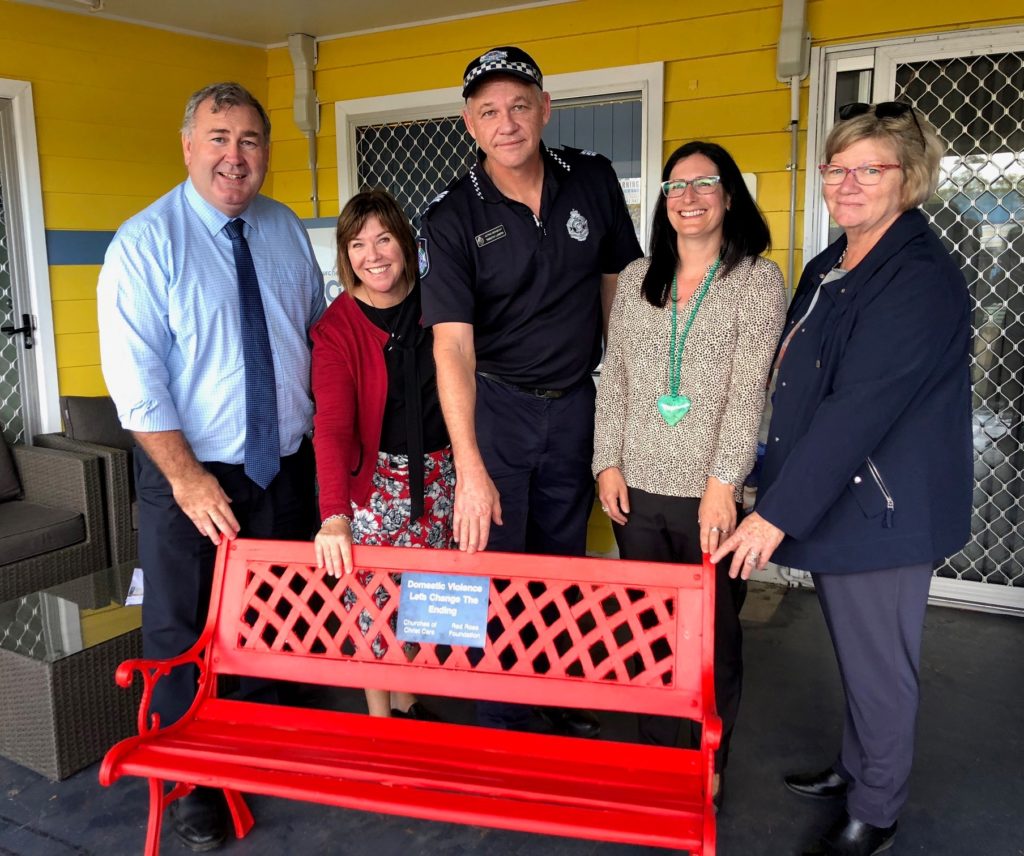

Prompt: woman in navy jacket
xmin=713 ymin=103 xmax=971 ymax=856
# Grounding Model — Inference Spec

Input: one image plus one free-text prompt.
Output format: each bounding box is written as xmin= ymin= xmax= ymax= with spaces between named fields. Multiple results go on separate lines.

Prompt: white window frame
xmin=0 ymin=78 xmax=58 ymax=435
xmin=335 ymin=62 xmax=664 ymax=247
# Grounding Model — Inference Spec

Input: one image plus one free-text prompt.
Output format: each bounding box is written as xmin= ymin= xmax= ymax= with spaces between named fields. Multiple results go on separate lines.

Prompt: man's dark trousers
xmin=135 ymin=440 xmax=315 ymax=727
xmin=473 ymin=375 xmax=595 ymax=729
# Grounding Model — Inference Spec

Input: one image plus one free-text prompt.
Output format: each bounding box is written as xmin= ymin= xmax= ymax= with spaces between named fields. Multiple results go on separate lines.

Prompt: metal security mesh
xmin=897 ymin=53 xmax=1024 ymax=587
xmin=357 ymin=117 xmax=475 ymax=233
xmin=354 ymin=97 xmax=643 ymax=232
xmin=0 ymin=99 xmax=25 ymax=445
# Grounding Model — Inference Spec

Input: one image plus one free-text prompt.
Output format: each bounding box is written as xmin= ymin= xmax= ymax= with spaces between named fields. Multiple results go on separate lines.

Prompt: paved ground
xmin=1 ymin=583 xmax=1019 ymax=855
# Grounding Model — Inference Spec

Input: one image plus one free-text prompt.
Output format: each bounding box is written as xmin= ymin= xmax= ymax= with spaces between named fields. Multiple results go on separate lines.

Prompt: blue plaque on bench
xmin=396 ymin=573 xmax=490 ymax=647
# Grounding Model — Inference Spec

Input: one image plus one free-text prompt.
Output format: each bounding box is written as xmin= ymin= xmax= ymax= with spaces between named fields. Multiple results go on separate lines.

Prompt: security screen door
xmin=0 ymin=98 xmax=26 ymax=445
xmin=818 ymin=32 xmax=1024 ymax=612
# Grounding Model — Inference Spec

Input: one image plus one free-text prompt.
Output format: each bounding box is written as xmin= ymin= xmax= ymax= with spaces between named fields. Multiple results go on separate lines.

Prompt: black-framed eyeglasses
xmin=838 ymin=101 xmax=926 ymax=151
xmin=661 ymin=176 xmax=722 ymax=197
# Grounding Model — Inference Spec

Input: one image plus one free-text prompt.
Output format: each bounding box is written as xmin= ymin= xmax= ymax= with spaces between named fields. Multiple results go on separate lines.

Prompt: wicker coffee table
xmin=0 ymin=562 xmax=142 ymax=780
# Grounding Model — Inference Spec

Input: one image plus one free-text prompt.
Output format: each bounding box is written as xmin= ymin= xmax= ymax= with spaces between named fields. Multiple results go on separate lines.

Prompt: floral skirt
xmin=343 ymin=448 xmax=454 ymax=658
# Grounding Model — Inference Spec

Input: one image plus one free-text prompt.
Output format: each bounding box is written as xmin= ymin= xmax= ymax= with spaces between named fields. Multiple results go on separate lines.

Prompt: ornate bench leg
xmin=145 ymin=778 xmax=165 ymax=856
xmin=224 ymin=788 xmax=254 ymax=839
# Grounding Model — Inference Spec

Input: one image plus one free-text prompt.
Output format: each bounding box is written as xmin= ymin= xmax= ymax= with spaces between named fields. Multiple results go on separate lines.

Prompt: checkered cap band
xmin=463 ymin=57 xmax=542 ymax=96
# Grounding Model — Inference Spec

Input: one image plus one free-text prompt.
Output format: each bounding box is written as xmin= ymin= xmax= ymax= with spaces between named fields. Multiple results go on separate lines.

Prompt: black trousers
xmin=474 ymin=375 xmax=596 ymax=729
xmin=135 ymin=439 xmax=316 ymax=726
xmin=813 ymin=563 xmax=932 ymax=828
xmin=613 ymin=487 xmax=746 ymax=773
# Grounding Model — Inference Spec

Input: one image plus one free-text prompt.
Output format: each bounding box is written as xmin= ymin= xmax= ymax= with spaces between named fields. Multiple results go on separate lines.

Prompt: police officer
xmin=420 ymin=46 xmax=642 ymax=731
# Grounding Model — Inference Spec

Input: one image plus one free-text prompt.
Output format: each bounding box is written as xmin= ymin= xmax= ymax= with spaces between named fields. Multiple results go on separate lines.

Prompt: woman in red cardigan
xmin=311 ymin=189 xmax=453 ymax=719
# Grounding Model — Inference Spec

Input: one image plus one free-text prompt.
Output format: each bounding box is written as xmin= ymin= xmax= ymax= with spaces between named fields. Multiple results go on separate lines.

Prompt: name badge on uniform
xmin=475 ymin=225 xmax=507 ymax=248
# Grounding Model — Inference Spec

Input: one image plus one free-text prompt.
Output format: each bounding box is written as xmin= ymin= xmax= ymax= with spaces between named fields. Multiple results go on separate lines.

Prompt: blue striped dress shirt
xmin=98 ymin=180 xmax=326 ymax=465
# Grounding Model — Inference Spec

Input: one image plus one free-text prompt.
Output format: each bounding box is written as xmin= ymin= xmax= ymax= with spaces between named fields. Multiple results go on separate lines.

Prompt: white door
xmin=0 ymin=97 xmax=33 ymax=444
xmin=0 ymin=80 xmax=58 ymax=444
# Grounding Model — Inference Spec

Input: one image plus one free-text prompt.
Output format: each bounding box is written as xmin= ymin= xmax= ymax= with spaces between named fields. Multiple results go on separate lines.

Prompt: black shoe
xmin=538 ymin=707 xmax=602 ymax=739
xmin=170 ymin=787 xmax=228 ymax=852
xmin=785 ymin=767 xmax=850 ymax=799
xmin=802 ymin=810 xmax=897 ymax=855
xmin=391 ymin=702 xmax=441 ymax=721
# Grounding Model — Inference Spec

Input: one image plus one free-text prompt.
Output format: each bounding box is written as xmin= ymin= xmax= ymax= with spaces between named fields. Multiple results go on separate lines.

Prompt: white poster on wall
xmin=308 ymin=226 xmax=342 ymax=303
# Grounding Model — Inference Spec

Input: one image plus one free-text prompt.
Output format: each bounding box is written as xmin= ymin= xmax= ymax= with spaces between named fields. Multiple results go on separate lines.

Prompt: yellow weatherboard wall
xmin=0 ymin=1 xmax=267 ymax=396
xmin=2 ymin=0 xmax=1023 ymax=402
xmin=266 ymin=0 xmax=1024 ymax=262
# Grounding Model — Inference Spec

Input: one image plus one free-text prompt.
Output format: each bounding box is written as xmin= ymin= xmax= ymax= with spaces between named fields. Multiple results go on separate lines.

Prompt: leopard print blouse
xmin=593 ymin=254 xmax=787 ymax=500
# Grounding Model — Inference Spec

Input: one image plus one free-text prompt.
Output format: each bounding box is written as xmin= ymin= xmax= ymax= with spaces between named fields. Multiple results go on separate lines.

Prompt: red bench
xmin=100 ymin=538 xmax=719 ymax=855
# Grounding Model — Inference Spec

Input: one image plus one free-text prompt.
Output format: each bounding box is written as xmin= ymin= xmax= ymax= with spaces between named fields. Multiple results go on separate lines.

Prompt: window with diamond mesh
xmin=353 ymin=96 xmax=642 ymax=234
xmin=896 ymin=53 xmax=1024 ymax=588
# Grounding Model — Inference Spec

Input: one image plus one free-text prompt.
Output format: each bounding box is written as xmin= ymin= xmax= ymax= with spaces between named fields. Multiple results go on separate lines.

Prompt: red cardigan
xmin=310 ymin=292 xmax=389 ymax=520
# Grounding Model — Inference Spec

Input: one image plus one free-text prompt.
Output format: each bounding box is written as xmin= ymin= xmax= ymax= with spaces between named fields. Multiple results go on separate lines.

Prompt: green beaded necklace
xmin=657 ymin=258 xmax=721 ymax=426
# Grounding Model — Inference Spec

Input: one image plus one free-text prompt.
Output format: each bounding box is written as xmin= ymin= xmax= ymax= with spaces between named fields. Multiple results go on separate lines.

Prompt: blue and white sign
xmin=396 ymin=573 xmax=490 ymax=647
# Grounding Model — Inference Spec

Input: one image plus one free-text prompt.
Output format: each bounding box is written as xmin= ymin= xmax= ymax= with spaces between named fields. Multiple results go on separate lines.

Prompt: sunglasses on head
xmin=838 ymin=101 xmax=926 ymax=150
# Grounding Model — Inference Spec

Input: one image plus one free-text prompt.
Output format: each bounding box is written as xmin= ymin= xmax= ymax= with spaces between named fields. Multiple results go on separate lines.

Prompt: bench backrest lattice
xmin=206 ymin=539 xmax=714 ymax=719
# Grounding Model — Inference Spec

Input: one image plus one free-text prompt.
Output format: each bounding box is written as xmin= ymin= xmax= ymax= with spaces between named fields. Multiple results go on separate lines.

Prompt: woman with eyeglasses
xmin=593 ymin=141 xmax=787 ymax=809
xmin=712 ymin=103 xmax=971 ymax=855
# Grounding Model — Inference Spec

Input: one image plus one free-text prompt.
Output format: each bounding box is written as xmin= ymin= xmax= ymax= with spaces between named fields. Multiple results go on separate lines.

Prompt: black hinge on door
xmin=1 ymin=313 xmax=34 ymax=350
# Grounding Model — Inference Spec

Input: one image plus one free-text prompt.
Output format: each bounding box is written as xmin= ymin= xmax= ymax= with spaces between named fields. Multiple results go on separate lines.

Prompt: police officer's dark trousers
xmin=135 ymin=440 xmax=315 ymax=727
xmin=474 ymin=374 xmax=596 ymax=729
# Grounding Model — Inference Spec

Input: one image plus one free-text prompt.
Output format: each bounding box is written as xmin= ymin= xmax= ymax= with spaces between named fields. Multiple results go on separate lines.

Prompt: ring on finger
xmin=746 ymin=552 xmax=760 ymax=565
xmin=709 ymin=526 xmax=721 ymax=533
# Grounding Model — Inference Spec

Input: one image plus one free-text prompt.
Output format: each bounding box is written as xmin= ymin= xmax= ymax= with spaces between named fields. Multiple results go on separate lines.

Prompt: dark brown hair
xmin=335 ymin=190 xmax=417 ymax=292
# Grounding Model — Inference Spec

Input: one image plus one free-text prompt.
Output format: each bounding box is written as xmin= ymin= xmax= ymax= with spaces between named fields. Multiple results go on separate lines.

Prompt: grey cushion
xmin=0 ymin=501 xmax=85 ymax=564
xmin=61 ymin=396 xmax=132 ymax=452
xmin=0 ymin=437 xmax=20 ymax=503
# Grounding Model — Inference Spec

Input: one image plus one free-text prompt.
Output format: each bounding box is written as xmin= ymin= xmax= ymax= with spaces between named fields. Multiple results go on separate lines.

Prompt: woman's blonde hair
xmin=824 ymin=103 xmax=945 ymax=209
xmin=335 ymin=189 xmax=417 ymax=292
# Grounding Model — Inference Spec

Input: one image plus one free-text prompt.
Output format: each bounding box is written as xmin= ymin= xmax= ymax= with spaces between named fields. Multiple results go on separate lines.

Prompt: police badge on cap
xmin=462 ymin=46 xmax=543 ymax=98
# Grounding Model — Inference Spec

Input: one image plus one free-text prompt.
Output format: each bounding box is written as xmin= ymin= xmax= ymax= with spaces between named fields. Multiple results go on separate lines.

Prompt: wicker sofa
xmin=0 ymin=438 xmax=109 ymax=602
xmin=35 ymin=396 xmax=137 ymax=566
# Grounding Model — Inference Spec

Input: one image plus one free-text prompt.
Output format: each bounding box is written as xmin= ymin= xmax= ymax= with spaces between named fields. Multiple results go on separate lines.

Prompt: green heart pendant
xmin=657 ymin=394 xmax=691 ymax=426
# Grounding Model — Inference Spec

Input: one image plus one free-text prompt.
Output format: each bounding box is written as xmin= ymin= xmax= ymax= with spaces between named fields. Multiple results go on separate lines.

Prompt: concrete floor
xmin=0 ymin=584 xmax=1020 ymax=855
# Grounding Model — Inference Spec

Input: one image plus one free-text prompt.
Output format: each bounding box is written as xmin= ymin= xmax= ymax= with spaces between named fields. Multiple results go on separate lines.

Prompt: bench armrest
xmin=115 ymin=634 xmax=214 ymax=734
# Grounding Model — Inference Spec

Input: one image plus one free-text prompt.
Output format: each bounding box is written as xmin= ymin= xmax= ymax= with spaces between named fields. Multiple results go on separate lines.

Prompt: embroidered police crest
xmin=566 ymin=209 xmax=589 ymax=242
xmin=417 ymin=237 xmax=430 ymax=278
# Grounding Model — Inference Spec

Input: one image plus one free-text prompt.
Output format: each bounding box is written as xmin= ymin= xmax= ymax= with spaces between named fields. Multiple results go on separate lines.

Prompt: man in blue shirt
xmin=98 ymin=82 xmax=324 ymax=852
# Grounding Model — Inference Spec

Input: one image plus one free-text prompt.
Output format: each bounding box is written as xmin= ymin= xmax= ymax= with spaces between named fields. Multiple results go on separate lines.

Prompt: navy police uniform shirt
xmin=419 ymin=144 xmax=642 ymax=390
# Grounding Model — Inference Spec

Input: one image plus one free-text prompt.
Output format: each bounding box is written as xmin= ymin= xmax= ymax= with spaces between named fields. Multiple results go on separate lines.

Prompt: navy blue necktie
xmin=225 ymin=218 xmax=280 ymax=489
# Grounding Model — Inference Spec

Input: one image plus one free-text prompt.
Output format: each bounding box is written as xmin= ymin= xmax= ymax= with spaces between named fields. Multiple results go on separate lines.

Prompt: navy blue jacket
xmin=756 ymin=209 xmax=972 ymax=573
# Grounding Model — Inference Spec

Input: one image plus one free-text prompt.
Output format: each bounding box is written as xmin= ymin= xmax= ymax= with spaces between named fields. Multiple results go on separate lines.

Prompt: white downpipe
xmin=776 ymin=0 xmax=810 ymax=292
xmin=787 ymin=76 xmax=800 ymax=293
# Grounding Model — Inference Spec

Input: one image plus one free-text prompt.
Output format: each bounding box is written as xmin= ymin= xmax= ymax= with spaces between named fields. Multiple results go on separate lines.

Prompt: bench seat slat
xmin=112 ymin=742 xmax=704 ymax=851
xmin=116 ymin=704 xmax=703 ymax=814
xmin=195 ymin=698 xmax=704 ymax=779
